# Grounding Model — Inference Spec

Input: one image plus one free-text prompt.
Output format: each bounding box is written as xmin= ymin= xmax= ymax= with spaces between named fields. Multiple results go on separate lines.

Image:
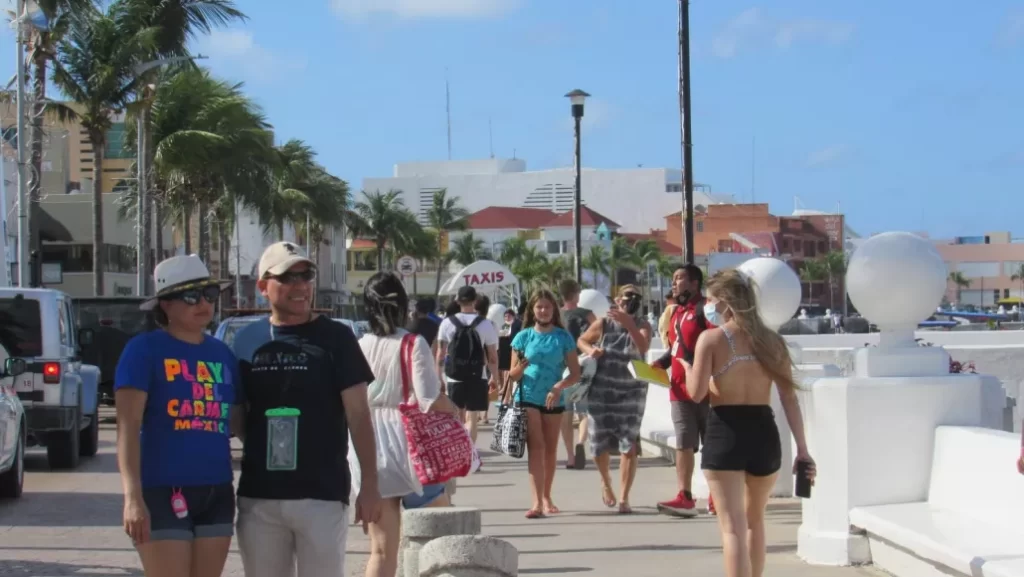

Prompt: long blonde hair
xmin=705 ymin=269 xmax=798 ymax=392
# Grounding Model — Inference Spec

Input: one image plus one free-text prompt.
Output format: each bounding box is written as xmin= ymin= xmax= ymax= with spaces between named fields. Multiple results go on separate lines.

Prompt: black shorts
xmin=143 ymin=483 xmax=235 ymax=541
xmin=700 ymin=405 xmax=781 ymax=477
xmin=520 ymin=401 xmax=565 ymax=415
xmin=448 ymin=380 xmax=489 ymax=412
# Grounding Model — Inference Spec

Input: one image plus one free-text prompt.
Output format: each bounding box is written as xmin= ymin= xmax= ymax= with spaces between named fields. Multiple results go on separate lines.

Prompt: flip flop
xmin=573 ymin=444 xmax=586 ymax=470
xmin=601 ymin=485 xmax=617 ymax=508
xmin=525 ymin=509 xmax=545 ymax=519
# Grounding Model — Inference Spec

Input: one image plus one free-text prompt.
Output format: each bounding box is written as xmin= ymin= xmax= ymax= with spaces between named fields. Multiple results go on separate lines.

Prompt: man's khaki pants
xmin=237 ymin=497 xmax=348 ymax=577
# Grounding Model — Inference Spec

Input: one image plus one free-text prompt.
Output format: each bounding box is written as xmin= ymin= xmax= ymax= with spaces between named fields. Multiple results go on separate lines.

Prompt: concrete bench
xmin=850 ymin=426 xmax=1024 ymax=577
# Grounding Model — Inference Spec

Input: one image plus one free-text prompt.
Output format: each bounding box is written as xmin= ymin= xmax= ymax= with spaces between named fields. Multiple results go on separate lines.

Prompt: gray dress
xmin=587 ymin=318 xmax=648 ymax=456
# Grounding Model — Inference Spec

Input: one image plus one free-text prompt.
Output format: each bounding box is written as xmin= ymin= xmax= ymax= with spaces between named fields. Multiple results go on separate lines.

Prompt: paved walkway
xmin=0 ymin=410 xmax=886 ymax=576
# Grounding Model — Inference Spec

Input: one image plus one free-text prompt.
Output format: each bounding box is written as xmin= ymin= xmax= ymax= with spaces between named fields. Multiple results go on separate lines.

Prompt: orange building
xmin=659 ymin=204 xmax=847 ymax=307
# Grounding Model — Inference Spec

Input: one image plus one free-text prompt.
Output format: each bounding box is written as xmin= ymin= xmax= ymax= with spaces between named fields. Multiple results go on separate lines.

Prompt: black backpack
xmin=445 ymin=315 xmax=486 ymax=381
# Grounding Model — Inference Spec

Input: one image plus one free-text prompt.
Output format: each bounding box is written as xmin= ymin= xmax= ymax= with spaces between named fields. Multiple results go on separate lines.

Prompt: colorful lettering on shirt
xmin=164 ymin=359 xmax=230 ymax=434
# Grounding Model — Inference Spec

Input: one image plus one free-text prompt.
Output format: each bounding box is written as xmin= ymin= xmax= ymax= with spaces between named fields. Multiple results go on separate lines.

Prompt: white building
xmin=361 ymin=158 xmax=734 ymax=234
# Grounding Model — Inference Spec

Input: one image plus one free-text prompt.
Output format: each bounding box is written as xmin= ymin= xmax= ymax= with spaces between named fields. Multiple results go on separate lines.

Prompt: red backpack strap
xmin=400 ymin=333 xmax=416 ymax=402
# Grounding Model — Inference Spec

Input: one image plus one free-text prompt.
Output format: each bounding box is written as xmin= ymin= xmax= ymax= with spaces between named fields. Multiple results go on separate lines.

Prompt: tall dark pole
xmin=566 ymin=89 xmax=589 ymax=284
xmin=679 ymin=0 xmax=695 ymax=264
xmin=572 ymin=114 xmax=582 ymax=283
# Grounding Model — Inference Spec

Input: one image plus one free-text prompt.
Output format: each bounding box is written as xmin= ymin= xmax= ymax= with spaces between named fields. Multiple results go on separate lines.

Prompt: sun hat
xmin=258 ymin=241 xmax=316 ymax=279
xmin=140 ymin=255 xmax=231 ymax=311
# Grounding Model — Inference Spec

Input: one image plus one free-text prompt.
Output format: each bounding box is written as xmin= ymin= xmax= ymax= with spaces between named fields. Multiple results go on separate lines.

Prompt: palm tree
xmin=52 ymin=10 xmax=156 ymax=294
xmin=631 ymin=238 xmax=662 ymax=304
xmin=510 ymin=246 xmax=547 ymax=293
xmin=799 ymin=259 xmax=826 ymax=305
xmin=606 ymin=236 xmax=634 ymax=297
xmin=394 ymin=227 xmax=436 ymax=296
xmin=948 ymin=271 xmax=971 ymax=306
xmin=498 ymin=236 xmax=528 ymax=268
xmin=114 ymin=0 xmax=247 ymax=278
xmin=425 ymin=188 xmax=469 ymax=295
xmin=25 ymin=0 xmax=96 ymax=269
xmin=654 ymin=255 xmax=679 ymax=306
xmin=819 ymin=250 xmax=847 ymax=311
xmin=538 ymin=256 xmax=570 ymax=289
xmin=450 ymin=233 xmax=484 ymax=267
xmin=583 ymin=244 xmax=609 ymax=291
xmin=349 ymin=190 xmax=420 ymax=271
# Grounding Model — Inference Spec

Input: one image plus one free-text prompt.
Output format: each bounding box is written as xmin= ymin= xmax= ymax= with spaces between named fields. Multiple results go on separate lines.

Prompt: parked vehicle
xmin=214 ymin=315 xmax=263 ymax=348
xmin=72 ymin=297 xmax=155 ymax=405
xmin=0 ymin=349 xmax=27 ymax=498
xmin=0 ymin=288 xmax=101 ymax=469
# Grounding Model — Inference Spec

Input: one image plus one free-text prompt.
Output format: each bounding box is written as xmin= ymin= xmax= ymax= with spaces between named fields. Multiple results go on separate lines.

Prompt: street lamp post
xmin=678 ymin=0 xmax=695 ymax=264
xmin=132 ymin=55 xmax=204 ymax=296
xmin=565 ymin=89 xmax=589 ymax=284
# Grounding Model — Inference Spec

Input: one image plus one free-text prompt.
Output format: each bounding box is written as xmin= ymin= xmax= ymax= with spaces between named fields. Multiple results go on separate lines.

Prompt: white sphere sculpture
xmin=736 ymin=257 xmax=802 ymax=331
xmin=578 ymin=289 xmax=611 ymax=319
xmin=846 ymin=232 xmax=947 ymax=332
xmin=486 ymin=304 xmax=507 ymax=328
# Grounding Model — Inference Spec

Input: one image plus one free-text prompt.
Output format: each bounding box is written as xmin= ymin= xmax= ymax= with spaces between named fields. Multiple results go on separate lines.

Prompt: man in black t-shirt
xmin=231 ymin=242 xmax=379 ymax=577
xmin=559 ymin=279 xmax=596 ymax=470
xmin=408 ymin=297 xmax=440 ymax=353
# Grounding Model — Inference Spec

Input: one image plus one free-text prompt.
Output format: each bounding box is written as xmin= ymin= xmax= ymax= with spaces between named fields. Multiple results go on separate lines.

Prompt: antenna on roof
xmin=488 ymin=117 xmax=494 ymax=159
xmin=750 ymin=135 xmax=756 ymax=203
xmin=512 ymin=148 xmax=517 ymax=159
xmin=445 ymin=68 xmax=452 ymax=160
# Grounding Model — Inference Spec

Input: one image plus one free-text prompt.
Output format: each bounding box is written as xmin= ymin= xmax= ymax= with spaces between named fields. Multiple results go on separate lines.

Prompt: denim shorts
xmin=402 ymin=483 xmax=447 ymax=509
xmin=143 ymin=483 xmax=235 ymax=541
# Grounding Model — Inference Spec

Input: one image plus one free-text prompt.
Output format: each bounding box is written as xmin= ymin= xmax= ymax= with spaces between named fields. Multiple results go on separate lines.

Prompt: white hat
xmin=258 ymin=241 xmax=315 ymax=278
xmin=140 ymin=255 xmax=231 ymax=311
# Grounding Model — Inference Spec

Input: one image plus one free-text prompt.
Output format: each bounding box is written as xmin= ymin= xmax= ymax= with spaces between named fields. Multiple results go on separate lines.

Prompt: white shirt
xmin=359 ymin=330 xmax=440 ymax=411
xmin=438 ymin=313 xmax=499 ymax=382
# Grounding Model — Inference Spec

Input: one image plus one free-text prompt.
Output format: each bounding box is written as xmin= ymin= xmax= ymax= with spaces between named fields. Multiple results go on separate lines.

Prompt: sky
xmin=1 ymin=0 xmax=1023 ymax=239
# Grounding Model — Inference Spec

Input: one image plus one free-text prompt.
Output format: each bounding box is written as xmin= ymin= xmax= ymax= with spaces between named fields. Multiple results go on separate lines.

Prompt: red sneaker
xmin=707 ymin=493 xmax=717 ymax=516
xmin=657 ymin=491 xmax=698 ymax=518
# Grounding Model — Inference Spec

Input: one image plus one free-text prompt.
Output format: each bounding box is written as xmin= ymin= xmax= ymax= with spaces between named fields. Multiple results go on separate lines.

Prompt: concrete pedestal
xmin=401 ymin=507 xmax=482 ymax=577
xmin=418 ymin=535 xmax=517 ymax=577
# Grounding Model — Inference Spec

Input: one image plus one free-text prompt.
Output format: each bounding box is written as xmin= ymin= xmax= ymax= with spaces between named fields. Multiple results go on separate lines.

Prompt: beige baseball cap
xmin=258 ymin=241 xmax=315 ymax=278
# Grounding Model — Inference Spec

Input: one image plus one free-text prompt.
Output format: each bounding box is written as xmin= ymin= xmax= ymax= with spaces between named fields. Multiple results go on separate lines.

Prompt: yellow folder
xmin=628 ymin=360 xmax=671 ymax=387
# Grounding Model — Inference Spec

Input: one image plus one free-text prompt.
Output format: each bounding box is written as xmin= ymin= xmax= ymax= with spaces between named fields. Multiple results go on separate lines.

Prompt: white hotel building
xmin=361 ymin=158 xmax=734 ymax=235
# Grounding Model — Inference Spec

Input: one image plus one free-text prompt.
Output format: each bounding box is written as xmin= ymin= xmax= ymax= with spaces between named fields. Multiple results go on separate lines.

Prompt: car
xmin=0 ymin=350 xmax=27 ymax=499
xmin=332 ymin=318 xmax=365 ymax=339
xmin=0 ymin=288 xmax=101 ymax=470
xmin=72 ymin=297 xmax=155 ymax=405
xmin=214 ymin=316 xmax=264 ymax=348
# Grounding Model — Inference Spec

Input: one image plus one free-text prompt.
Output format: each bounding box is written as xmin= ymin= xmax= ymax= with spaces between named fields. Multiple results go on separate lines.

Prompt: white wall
xmin=363 ymin=160 xmax=733 ymax=234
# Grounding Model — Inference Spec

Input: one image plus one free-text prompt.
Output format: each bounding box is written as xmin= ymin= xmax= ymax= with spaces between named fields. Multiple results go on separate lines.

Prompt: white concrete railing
xmin=849 ymin=426 xmax=1024 ymax=577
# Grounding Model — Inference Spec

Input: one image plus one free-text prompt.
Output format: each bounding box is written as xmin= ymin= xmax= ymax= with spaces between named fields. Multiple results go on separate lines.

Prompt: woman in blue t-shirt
xmin=509 ymin=289 xmax=581 ymax=519
xmin=114 ymin=255 xmax=241 ymax=576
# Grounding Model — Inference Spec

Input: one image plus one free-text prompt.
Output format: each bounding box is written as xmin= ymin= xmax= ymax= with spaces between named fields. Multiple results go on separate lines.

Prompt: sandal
xmin=525 ymin=509 xmax=545 ymax=519
xmin=601 ymin=485 xmax=617 ymax=508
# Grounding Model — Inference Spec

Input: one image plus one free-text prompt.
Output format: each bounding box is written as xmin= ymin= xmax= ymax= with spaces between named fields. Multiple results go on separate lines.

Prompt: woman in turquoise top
xmin=509 ymin=289 xmax=581 ymax=519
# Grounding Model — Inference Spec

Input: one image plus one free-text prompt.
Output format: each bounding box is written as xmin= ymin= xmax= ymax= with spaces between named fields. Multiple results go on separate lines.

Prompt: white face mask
xmin=703 ymin=301 xmax=724 ymax=326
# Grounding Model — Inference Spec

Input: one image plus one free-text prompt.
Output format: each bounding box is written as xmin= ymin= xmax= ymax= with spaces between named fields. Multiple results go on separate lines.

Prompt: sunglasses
xmin=269 ymin=269 xmax=316 ymax=284
xmin=165 ymin=285 xmax=221 ymax=306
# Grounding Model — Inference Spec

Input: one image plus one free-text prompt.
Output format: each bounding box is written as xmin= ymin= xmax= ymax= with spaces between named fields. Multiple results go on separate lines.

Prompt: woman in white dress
xmin=351 ymin=272 xmax=459 ymax=577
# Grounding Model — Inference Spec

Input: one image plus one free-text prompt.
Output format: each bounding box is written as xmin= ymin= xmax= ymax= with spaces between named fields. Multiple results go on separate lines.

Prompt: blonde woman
xmin=684 ymin=269 xmax=816 ymax=577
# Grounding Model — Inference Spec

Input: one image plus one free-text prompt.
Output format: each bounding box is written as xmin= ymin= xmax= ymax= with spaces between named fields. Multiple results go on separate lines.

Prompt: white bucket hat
xmin=140 ymin=254 xmax=232 ymax=311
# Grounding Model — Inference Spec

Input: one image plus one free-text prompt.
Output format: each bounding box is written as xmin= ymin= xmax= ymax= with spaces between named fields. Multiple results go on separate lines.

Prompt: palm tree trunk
xmin=183 ymin=204 xmax=193 ymax=254
xmin=153 ymin=183 xmax=164 ymax=269
xmin=198 ymin=198 xmax=210 ymax=263
xmin=91 ymin=136 xmax=106 ymax=296
xmin=376 ymin=243 xmax=385 ymax=272
xmin=413 ymin=272 xmax=418 ymax=296
xmin=138 ymin=102 xmax=152 ymax=291
xmin=28 ymin=47 xmax=47 ymax=282
xmin=434 ymin=238 xmax=445 ymax=295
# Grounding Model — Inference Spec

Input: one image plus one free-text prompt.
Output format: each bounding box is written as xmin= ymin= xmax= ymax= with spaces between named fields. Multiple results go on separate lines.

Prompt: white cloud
xmin=776 ymin=19 xmax=855 ymax=49
xmin=196 ymin=30 xmax=305 ymax=83
xmin=998 ymin=8 xmax=1024 ymax=47
xmin=805 ymin=145 xmax=847 ymax=168
xmin=712 ymin=8 xmax=854 ymax=59
xmin=331 ymin=0 xmax=519 ymax=19
xmin=712 ymin=8 xmax=763 ymax=59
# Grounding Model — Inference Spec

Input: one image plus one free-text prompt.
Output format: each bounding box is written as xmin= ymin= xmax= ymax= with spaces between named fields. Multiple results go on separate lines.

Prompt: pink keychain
xmin=170 ymin=488 xmax=188 ymax=519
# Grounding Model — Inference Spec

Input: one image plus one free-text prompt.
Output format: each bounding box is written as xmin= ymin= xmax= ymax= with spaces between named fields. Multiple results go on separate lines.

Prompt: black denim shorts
xmin=143 ymin=483 xmax=236 ymax=541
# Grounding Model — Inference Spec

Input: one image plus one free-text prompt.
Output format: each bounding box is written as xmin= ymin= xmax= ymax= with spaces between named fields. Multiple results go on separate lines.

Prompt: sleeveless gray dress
xmin=587 ymin=318 xmax=648 ymax=456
